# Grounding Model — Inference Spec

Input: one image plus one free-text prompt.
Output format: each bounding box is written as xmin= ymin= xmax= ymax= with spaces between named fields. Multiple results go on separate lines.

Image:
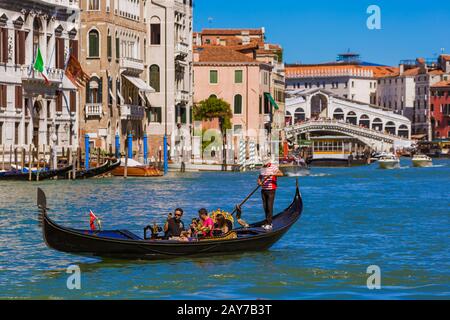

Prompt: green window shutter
xmin=89 ymin=31 xmax=99 ymax=57
xmin=107 ymin=36 xmax=112 ymax=58
xmin=116 ymin=37 xmax=120 ymax=59
xmin=234 ymin=95 xmax=242 ymax=114
xmin=210 ymin=70 xmax=218 ymax=84
xmin=235 ymin=70 xmax=243 ymax=83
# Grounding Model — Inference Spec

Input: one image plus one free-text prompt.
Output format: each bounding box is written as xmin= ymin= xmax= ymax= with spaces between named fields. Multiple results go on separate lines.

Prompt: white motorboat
xmin=378 ymin=154 xmax=400 ymax=169
xmin=412 ymin=154 xmax=433 ymax=168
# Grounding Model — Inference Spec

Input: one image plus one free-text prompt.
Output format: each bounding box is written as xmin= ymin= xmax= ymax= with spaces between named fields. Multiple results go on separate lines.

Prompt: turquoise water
xmin=0 ymin=159 xmax=449 ymax=299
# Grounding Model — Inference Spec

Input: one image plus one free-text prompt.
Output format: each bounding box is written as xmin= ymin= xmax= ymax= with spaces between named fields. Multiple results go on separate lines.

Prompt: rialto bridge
xmin=285 ymin=89 xmax=413 ymax=152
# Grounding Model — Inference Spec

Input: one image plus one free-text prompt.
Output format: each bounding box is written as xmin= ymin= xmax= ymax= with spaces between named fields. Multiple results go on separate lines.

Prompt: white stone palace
xmin=0 ymin=0 xmax=80 ymax=153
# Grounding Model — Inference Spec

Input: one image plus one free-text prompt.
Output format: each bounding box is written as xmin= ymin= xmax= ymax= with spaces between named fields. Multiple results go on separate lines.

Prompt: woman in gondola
xmin=213 ymin=213 xmax=230 ymax=237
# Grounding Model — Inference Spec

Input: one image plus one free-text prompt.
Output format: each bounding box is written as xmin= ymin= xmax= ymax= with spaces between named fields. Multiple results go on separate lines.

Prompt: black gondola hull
xmin=38 ymin=186 xmax=303 ymax=260
xmin=0 ymin=165 xmax=73 ymax=181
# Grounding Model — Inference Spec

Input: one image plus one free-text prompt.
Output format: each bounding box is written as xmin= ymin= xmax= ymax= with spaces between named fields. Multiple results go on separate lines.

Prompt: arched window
xmin=88 ymin=29 xmax=100 ymax=57
xmin=385 ymin=121 xmax=396 ymax=135
xmin=333 ymin=108 xmax=344 ymax=120
xmin=372 ymin=118 xmax=383 ymax=131
xmin=346 ymin=111 xmax=357 ymax=125
xmin=285 ymin=111 xmax=292 ymax=126
xmin=294 ymin=107 xmax=305 ymax=123
xmin=398 ymin=125 xmax=409 ymax=138
xmin=209 ymin=94 xmax=217 ymax=99
xmin=234 ymin=94 xmax=242 ymax=114
xmin=150 ymin=17 xmax=161 ymax=45
xmin=86 ymin=76 xmax=102 ymax=104
xmin=359 ymin=114 xmax=370 ymax=128
xmin=149 ymin=65 xmax=160 ymax=92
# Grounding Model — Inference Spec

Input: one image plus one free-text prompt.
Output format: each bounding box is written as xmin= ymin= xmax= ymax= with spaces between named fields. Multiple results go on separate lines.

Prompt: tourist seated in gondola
xmin=163 ymin=208 xmax=185 ymax=239
xmin=213 ymin=213 xmax=230 ymax=236
xmin=196 ymin=208 xmax=214 ymax=238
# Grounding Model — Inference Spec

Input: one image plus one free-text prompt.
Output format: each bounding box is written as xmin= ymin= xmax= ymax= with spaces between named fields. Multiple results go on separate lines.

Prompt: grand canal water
xmin=0 ymin=159 xmax=449 ymax=299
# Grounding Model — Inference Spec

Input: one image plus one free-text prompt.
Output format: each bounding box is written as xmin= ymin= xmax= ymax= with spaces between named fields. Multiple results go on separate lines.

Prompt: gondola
xmin=37 ymin=184 xmax=303 ymax=260
xmin=58 ymin=159 xmax=121 ymax=179
xmin=0 ymin=165 xmax=73 ymax=181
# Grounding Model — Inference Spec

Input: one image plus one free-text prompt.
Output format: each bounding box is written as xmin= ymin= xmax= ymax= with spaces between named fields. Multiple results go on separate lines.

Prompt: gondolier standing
xmin=258 ymin=158 xmax=284 ymax=230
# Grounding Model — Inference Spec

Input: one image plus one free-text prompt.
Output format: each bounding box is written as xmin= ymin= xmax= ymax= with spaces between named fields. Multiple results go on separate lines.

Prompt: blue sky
xmin=194 ymin=0 xmax=450 ymax=66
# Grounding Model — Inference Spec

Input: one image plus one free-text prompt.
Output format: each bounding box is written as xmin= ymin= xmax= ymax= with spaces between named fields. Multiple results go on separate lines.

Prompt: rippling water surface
xmin=0 ymin=159 xmax=449 ymax=299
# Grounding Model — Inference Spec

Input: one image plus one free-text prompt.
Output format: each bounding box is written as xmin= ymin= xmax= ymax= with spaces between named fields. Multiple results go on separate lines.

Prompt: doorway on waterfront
xmin=32 ymin=101 xmax=42 ymax=146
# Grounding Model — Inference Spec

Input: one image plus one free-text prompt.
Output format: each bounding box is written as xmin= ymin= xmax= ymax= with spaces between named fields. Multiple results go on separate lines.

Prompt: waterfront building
xmin=430 ymin=80 xmax=450 ymax=140
xmin=376 ymin=55 xmax=450 ymax=138
xmin=144 ymin=0 xmax=194 ymax=161
xmin=284 ymin=89 xmax=412 ymax=157
xmin=194 ymin=28 xmax=286 ymax=132
xmin=193 ymin=45 xmax=273 ymax=161
xmin=286 ymin=53 xmax=397 ymax=105
xmin=0 ymin=0 xmax=80 ymax=154
xmin=79 ymin=0 xmax=150 ymax=158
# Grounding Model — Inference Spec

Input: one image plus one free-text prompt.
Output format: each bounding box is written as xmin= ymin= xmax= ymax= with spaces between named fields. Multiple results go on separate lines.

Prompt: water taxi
xmin=411 ymin=154 xmax=433 ymax=168
xmin=378 ymin=154 xmax=400 ymax=169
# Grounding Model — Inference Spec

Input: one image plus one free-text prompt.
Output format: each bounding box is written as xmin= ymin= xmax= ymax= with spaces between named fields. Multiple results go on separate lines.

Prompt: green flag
xmin=265 ymin=93 xmax=279 ymax=110
xmin=33 ymin=48 xmax=49 ymax=84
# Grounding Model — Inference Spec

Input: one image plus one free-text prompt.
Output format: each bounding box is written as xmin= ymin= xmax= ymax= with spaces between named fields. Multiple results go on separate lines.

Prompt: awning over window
xmin=122 ymin=75 xmax=155 ymax=93
xmin=264 ymin=92 xmax=279 ymax=110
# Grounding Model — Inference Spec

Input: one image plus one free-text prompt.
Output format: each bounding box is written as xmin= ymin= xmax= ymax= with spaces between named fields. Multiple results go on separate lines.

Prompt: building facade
xmin=145 ymin=0 xmax=194 ymax=161
xmin=193 ymin=45 xmax=273 ymax=161
xmin=286 ymin=54 xmax=397 ymax=105
xmin=430 ymin=80 xmax=450 ymax=139
xmin=79 ymin=0 xmax=152 ymax=158
xmin=0 ymin=0 xmax=80 ymax=154
xmin=376 ymin=55 xmax=450 ymax=138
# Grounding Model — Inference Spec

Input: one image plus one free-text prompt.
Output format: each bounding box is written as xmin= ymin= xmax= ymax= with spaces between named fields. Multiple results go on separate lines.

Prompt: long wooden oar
xmin=231 ymin=176 xmax=271 ymax=227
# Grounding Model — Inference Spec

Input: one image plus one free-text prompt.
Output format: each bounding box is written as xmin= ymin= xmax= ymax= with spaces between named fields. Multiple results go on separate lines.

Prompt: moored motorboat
xmin=411 ymin=154 xmax=433 ymax=168
xmin=37 ymin=184 xmax=303 ymax=260
xmin=112 ymin=158 xmax=163 ymax=177
xmin=378 ymin=154 xmax=400 ymax=169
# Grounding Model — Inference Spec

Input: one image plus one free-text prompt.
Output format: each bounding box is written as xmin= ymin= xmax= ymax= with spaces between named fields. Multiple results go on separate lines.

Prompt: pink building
xmin=193 ymin=45 xmax=274 ymax=159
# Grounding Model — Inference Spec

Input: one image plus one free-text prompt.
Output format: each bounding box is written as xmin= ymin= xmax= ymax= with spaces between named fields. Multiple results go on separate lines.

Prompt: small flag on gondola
xmin=89 ymin=210 xmax=99 ymax=231
xmin=65 ymin=54 xmax=90 ymax=87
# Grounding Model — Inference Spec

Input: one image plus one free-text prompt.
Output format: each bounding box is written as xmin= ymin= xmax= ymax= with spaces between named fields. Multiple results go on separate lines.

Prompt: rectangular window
xmin=0 ymin=28 xmax=8 ymax=63
xmin=14 ymin=122 xmax=19 ymax=145
xmin=210 ymin=70 xmax=218 ymax=84
xmin=115 ymin=37 xmax=120 ymax=59
xmin=70 ymin=91 xmax=76 ymax=113
xmin=56 ymin=91 xmax=63 ymax=112
xmin=15 ymin=30 xmax=26 ymax=65
xmin=24 ymin=122 xmax=28 ymax=145
xmin=107 ymin=35 xmax=112 ymax=59
xmin=69 ymin=39 xmax=79 ymax=60
xmin=150 ymin=107 xmax=162 ymax=123
xmin=0 ymin=84 xmax=6 ymax=108
xmin=151 ymin=24 xmax=161 ymax=45
xmin=56 ymin=37 xmax=65 ymax=69
xmin=233 ymin=125 xmax=243 ymax=135
xmin=15 ymin=86 xmax=23 ymax=109
xmin=0 ymin=121 xmax=3 ymax=144
xmin=263 ymin=93 xmax=270 ymax=114
xmin=235 ymin=70 xmax=243 ymax=84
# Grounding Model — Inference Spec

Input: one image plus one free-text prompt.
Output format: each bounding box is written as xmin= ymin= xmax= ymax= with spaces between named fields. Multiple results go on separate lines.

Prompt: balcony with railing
xmin=21 ymin=65 xmax=64 ymax=84
xmin=175 ymin=42 xmax=189 ymax=59
xmin=175 ymin=90 xmax=190 ymax=104
xmin=120 ymin=104 xmax=145 ymax=120
xmin=85 ymin=103 xmax=103 ymax=118
xmin=119 ymin=57 xmax=145 ymax=73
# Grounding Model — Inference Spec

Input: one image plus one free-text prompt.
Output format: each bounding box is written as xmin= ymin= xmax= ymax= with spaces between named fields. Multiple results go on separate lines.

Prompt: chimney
xmin=399 ymin=64 xmax=405 ymax=75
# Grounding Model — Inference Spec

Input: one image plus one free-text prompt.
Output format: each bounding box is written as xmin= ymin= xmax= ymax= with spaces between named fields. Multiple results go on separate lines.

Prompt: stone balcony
xmin=21 ymin=65 xmax=64 ymax=85
xmin=175 ymin=90 xmax=190 ymax=104
xmin=175 ymin=42 xmax=189 ymax=59
xmin=85 ymin=103 xmax=103 ymax=118
xmin=119 ymin=57 xmax=145 ymax=74
xmin=120 ymin=104 xmax=145 ymax=120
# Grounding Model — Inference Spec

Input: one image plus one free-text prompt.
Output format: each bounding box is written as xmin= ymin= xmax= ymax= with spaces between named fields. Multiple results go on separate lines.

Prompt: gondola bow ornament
xmin=89 ymin=210 xmax=102 ymax=231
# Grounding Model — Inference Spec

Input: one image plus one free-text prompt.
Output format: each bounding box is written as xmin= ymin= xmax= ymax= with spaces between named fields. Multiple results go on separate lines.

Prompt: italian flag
xmin=33 ymin=48 xmax=49 ymax=84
